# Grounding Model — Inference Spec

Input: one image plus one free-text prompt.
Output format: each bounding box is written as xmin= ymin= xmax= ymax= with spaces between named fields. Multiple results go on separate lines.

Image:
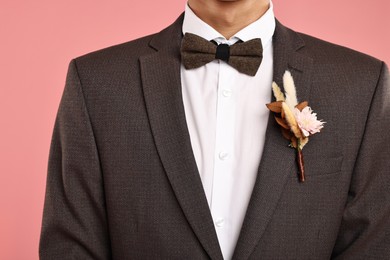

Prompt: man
xmin=39 ymin=0 xmax=390 ymax=259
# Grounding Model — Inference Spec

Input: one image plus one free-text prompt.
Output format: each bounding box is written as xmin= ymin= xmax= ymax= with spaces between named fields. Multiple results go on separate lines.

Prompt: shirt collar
xmin=182 ymin=0 xmax=275 ymax=47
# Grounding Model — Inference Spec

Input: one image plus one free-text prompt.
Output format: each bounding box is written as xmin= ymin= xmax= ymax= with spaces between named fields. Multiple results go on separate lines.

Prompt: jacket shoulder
xmin=296 ymin=30 xmax=383 ymax=68
xmin=71 ymin=12 xmax=184 ymax=71
xmin=72 ymin=33 xmax=156 ymax=71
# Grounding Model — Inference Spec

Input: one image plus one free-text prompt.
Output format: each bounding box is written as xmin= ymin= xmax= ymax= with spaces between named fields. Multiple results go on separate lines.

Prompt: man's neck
xmin=187 ymin=0 xmax=270 ymax=39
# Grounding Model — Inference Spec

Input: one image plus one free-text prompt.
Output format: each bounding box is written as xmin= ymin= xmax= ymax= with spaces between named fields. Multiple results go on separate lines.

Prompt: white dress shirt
xmin=181 ymin=2 xmax=276 ymax=259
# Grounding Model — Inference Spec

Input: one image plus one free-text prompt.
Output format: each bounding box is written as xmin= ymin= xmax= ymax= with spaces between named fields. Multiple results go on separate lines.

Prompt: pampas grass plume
xmin=283 ymin=71 xmax=298 ymax=111
xmin=272 ymin=82 xmax=285 ymax=101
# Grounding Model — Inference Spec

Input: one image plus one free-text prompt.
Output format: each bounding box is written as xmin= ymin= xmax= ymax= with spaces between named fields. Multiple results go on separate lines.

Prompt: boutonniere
xmin=266 ymin=71 xmax=325 ymax=182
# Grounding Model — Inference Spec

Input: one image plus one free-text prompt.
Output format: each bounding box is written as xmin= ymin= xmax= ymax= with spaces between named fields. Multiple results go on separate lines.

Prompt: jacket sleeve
xmin=39 ymin=59 xmax=111 ymax=259
xmin=332 ymin=62 xmax=390 ymax=259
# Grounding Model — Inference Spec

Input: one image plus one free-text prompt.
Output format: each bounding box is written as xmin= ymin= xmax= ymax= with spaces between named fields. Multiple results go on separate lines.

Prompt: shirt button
xmin=219 ymin=151 xmax=229 ymax=160
xmin=215 ymin=218 xmax=225 ymax=227
xmin=222 ymin=89 xmax=232 ymax=97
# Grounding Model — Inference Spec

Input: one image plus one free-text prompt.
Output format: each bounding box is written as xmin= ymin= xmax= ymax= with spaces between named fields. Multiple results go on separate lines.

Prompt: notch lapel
xmin=139 ymin=14 xmax=223 ymax=260
xmin=232 ymin=20 xmax=314 ymax=260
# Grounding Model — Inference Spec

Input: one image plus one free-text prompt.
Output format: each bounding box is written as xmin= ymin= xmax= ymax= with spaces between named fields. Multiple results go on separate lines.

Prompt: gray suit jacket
xmin=39 ymin=14 xmax=390 ymax=259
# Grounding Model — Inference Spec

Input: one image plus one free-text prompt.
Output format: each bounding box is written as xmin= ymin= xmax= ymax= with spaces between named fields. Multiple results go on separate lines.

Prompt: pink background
xmin=0 ymin=1 xmax=389 ymax=259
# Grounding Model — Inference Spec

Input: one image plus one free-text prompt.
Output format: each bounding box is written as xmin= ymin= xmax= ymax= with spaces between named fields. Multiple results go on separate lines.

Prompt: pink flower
xmin=294 ymin=106 xmax=325 ymax=137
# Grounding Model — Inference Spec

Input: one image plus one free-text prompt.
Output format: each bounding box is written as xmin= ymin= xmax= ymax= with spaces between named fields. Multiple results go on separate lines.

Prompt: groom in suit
xmin=39 ymin=0 xmax=390 ymax=259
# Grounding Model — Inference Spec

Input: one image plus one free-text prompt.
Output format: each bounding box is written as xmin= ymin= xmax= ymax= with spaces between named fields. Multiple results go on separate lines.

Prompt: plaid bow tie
xmin=180 ymin=32 xmax=263 ymax=76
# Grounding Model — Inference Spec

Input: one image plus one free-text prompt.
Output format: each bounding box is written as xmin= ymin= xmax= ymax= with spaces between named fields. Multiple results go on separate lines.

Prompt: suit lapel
xmin=232 ymin=20 xmax=314 ymax=260
xmin=139 ymin=14 xmax=224 ymax=260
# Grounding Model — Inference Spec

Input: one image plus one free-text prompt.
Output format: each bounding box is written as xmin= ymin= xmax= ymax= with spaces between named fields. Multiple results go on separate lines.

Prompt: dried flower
xmin=294 ymin=107 xmax=325 ymax=137
xmin=266 ymin=71 xmax=325 ymax=182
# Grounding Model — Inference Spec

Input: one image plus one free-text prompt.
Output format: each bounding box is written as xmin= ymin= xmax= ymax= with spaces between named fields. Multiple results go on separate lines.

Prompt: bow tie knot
xmin=214 ymin=42 xmax=230 ymax=62
xmin=180 ymin=33 xmax=263 ymax=76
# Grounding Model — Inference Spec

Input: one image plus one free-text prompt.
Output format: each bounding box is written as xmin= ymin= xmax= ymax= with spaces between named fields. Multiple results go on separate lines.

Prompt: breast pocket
xmin=293 ymin=122 xmax=343 ymax=177
xmin=302 ymin=154 xmax=344 ymax=177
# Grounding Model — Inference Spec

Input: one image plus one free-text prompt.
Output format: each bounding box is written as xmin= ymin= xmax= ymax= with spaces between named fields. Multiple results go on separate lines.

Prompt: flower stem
xmin=297 ymin=145 xmax=305 ymax=182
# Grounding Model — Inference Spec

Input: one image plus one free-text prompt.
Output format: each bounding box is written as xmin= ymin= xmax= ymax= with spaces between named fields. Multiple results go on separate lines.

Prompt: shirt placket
xmin=210 ymin=46 xmax=237 ymax=254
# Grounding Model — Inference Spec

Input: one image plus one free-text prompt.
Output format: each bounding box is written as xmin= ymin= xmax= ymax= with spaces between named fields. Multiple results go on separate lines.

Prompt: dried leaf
xmin=275 ymin=116 xmax=289 ymax=129
xmin=266 ymin=101 xmax=283 ymax=113
xmin=282 ymin=128 xmax=293 ymax=140
xmin=295 ymin=101 xmax=309 ymax=111
xmin=291 ymin=137 xmax=298 ymax=149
